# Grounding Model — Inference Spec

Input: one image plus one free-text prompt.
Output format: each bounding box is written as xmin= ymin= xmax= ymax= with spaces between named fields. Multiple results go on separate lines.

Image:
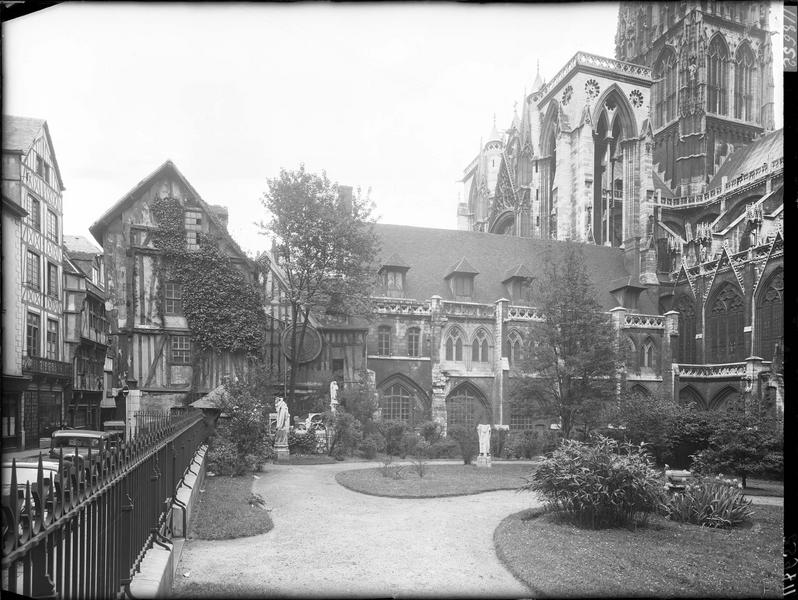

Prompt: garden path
xmin=173 ymin=461 xmax=540 ymax=598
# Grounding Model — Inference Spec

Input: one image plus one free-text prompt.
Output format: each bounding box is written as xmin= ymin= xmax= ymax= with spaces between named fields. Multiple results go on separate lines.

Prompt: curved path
xmin=173 ymin=461 xmax=540 ymax=598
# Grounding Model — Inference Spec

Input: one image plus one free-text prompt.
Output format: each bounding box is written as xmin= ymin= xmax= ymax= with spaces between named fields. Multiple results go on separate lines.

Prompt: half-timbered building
xmin=2 ymin=115 xmax=70 ymax=449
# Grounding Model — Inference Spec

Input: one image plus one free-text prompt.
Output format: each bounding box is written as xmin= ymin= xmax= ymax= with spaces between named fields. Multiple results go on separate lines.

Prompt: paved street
xmin=173 ymin=462 xmax=538 ymax=598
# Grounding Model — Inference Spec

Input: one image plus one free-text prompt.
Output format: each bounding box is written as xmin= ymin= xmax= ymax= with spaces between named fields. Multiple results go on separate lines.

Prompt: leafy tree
xmin=603 ymin=389 xmax=680 ymax=465
xmin=259 ymin=166 xmax=380 ymax=406
xmin=690 ymin=395 xmax=783 ymax=488
xmin=510 ymin=245 xmax=620 ymax=439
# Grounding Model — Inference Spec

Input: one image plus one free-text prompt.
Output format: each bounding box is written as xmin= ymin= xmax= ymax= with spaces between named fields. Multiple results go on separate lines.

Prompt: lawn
xmin=742 ymin=477 xmax=783 ymax=498
xmin=335 ymin=463 xmax=535 ymax=498
xmin=494 ymin=505 xmax=783 ymax=598
xmin=189 ymin=474 xmax=273 ymax=540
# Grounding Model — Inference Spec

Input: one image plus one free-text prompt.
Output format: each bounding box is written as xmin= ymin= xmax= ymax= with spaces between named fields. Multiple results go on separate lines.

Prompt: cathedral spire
xmin=487 ymin=114 xmax=501 ymax=143
xmin=532 ymin=59 xmax=544 ymax=92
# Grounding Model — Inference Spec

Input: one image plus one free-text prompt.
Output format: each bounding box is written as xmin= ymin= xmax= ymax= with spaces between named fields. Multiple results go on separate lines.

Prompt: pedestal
xmin=275 ymin=443 xmax=289 ymax=462
xmin=476 ymin=454 xmax=492 ymax=468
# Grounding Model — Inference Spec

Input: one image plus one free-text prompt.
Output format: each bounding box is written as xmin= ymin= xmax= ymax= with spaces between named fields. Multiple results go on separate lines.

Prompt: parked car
xmin=103 ymin=420 xmax=126 ymax=449
xmin=48 ymin=430 xmax=115 ymax=483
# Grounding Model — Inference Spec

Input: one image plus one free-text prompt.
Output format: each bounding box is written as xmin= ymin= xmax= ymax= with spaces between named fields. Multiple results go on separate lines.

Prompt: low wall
xmin=129 ymin=443 xmax=208 ymax=598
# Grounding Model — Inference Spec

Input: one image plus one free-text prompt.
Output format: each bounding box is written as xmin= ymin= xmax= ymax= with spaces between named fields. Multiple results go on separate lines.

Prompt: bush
xmin=288 ymin=429 xmax=318 ymax=455
xmin=427 ymin=438 xmax=460 ymax=459
xmin=206 ymin=436 xmax=240 ymax=476
xmin=447 ymin=425 xmax=479 ymax=465
xmin=410 ymin=440 xmax=431 ymax=478
xmin=378 ymin=420 xmax=410 ymax=456
xmin=400 ymin=431 xmax=419 ymax=458
xmin=325 ymin=410 xmax=362 ymax=457
xmin=660 ymin=475 xmax=754 ymax=528
xmin=502 ymin=430 xmax=558 ymax=459
xmin=418 ymin=421 xmax=441 ymax=444
xmin=663 ymin=406 xmax=713 ymax=469
xmin=521 ymin=435 xmax=665 ymax=529
xmin=359 ymin=432 xmax=386 ymax=459
xmin=490 ymin=427 xmax=508 ymax=457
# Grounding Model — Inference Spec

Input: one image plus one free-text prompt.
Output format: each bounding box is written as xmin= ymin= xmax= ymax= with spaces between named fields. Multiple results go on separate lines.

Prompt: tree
xmin=604 ymin=389 xmax=680 ymax=465
xmin=510 ymin=245 xmax=620 ymax=439
xmin=259 ymin=166 xmax=380 ymax=406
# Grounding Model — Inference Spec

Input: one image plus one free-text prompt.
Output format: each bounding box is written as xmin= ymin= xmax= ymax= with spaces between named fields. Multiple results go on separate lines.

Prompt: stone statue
xmin=274 ymin=396 xmax=290 ymax=446
xmin=477 ymin=424 xmax=491 ymax=456
xmin=329 ymin=380 xmax=339 ymax=412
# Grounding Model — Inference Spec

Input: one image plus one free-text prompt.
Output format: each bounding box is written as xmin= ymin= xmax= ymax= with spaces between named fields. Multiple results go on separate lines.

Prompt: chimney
xmin=338 ymin=185 xmax=353 ymax=214
xmin=209 ymin=205 xmax=229 ymax=230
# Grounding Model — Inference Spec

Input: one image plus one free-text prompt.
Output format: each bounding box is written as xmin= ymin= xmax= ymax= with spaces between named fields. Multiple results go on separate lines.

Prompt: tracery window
xmin=446 ymin=387 xmax=488 ymax=430
xmin=407 ymin=327 xmax=421 ymax=357
xmin=734 ymin=44 xmax=755 ymax=121
xmin=444 ymin=328 xmax=464 ymax=362
xmin=377 ymin=326 xmax=392 ymax=356
xmin=675 ymin=295 xmax=696 ymax=363
xmin=654 ymin=49 xmax=678 ymax=127
xmin=471 ymin=329 xmax=491 ymax=363
xmin=381 ymin=384 xmax=412 ymax=423
xmin=707 ymin=283 xmax=745 ymax=363
xmin=641 ymin=338 xmax=655 ymax=368
xmin=756 ymin=270 xmax=783 ymax=361
xmin=506 ymin=330 xmax=522 ymax=366
xmin=707 ymin=36 xmax=729 ymax=115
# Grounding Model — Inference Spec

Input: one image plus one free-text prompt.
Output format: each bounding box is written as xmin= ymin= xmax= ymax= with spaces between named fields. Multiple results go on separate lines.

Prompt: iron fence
xmin=1 ymin=408 xmax=208 ymax=598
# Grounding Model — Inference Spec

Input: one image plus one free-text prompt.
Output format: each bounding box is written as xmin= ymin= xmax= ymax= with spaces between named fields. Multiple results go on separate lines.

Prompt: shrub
xmin=447 ymin=425 xmax=478 ymax=465
xmin=427 ymin=438 xmax=460 ymax=459
xmin=502 ymin=430 xmax=558 ymax=459
xmin=378 ymin=420 xmax=410 ymax=456
xmin=490 ymin=427 xmax=508 ymax=457
xmin=660 ymin=475 xmax=754 ymax=528
xmin=206 ymin=436 xmax=239 ymax=476
xmin=287 ymin=429 xmax=318 ymax=455
xmin=410 ymin=441 xmax=431 ymax=478
xmin=521 ymin=435 xmax=665 ymax=529
xmin=359 ymin=432 xmax=386 ymax=459
xmin=663 ymin=406 xmax=713 ymax=469
xmin=418 ymin=421 xmax=441 ymax=444
xmin=325 ymin=410 xmax=363 ymax=457
xmin=400 ymin=431 xmax=419 ymax=458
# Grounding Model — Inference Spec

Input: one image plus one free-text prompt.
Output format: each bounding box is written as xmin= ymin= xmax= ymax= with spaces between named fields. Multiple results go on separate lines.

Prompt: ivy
xmin=150 ymin=197 xmax=267 ymax=359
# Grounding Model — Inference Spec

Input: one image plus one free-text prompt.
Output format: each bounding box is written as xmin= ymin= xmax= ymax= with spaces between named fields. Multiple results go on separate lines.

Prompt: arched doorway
xmin=446 ymin=384 xmax=490 ymax=430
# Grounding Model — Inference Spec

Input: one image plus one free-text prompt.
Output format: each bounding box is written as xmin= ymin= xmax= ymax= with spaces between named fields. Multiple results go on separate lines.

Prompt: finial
xmin=493 ymin=113 xmax=496 ymax=128
xmin=513 ymin=100 xmax=518 ymax=113
xmin=536 ymin=59 xmax=540 ymax=75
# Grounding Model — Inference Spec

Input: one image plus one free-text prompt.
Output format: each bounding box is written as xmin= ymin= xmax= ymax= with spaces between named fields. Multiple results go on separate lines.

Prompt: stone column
xmin=609 ymin=307 xmax=627 ymax=401
xmin=663 ymin=310 xmax=680 ymax=398
xmin=744 ymin=355 xmax=764 ymax=415
xmin=495 ymin=299 xmax=509 ymax=426
xmin=429 ymin=295 xmax=448 ymax=433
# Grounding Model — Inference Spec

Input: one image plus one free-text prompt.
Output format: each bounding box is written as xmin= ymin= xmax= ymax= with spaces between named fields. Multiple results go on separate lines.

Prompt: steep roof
xmin=373 ymin=224 xmax=632 ymax=310
xmin=502 ymin=263 xmax=534 ymax=282
xmin=63 ymin=234 xmax=102 ymax=259
xmin=88 ymin=160 xmax=248 ymax=261
xmin=2 ymin=115 xmax=65 ymax=190
xmin=652 ymin=170 xmax=674 ymax=199
xmin=709 ymin=129 xmax=783 ymax=189
xmin=380 ymin=252 xmax=410 ymax=270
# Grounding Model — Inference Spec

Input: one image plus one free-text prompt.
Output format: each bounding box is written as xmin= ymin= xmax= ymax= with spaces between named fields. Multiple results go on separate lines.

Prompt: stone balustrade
xmin=622 ymin=314 xmax=665 ymax=328
xmin=541 ymin=52 xmax=652 ymax=99
xmin=673 ymin=362 xmax=747 ymax=378
xmin=441 ymin=300 xmax=495 ymax=319
xmin=506 ymin=305 xmax=546 ymax=322
xmin=373 ymin=297 xmax=432 ymax=316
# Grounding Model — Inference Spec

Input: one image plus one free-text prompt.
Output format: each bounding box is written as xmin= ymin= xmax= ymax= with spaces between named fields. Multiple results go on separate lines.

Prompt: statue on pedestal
xmin=477 ymin=423 xmax=491 ymax=456
xmin=274 ymin=396 xmax=290 ymax=446
xmin=329 ymin=380 xmax=339 ymax=412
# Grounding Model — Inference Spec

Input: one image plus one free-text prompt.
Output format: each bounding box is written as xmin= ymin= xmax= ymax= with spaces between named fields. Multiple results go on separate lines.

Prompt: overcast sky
xmin=3 ymin=2 xmax=783 ymax=255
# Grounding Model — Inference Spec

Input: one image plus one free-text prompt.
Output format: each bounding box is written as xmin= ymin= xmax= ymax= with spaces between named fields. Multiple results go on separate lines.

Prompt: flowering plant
xmin=660 ymin=474 xmax=753 ymax=528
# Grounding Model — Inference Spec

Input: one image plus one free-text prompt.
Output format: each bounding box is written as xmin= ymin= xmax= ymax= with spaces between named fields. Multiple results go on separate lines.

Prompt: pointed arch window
xmin=707 ymin=283 xmax=745 ymax=363
xmin=641 ymin=338 xmax=655 ymax=368
xmin=381 ymin=384 xmax=412 ymax=423
xmin=446 ymin=386 xmax=488 ymax=430
xmin=734 ymin=44 xmax=755 ymax=121
xmin=471 ymin=329 xmax=491 ymax=363
xmin=675 ymin=295 xmax=696 ymax=363
xmin=506 ymin=330 xmax=523 ymax=366
xmin=756 ymin=270 xmax=783 ymax=361
xmin=654 ymin=49 xmax=677 ymax=127
xmin=707 ymin=36 xmax=729 ymax=115
xmin=445 ymin=329 xmax=464 ymax=362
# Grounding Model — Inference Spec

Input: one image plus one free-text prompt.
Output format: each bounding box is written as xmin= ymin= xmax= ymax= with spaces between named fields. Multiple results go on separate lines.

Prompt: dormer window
xmin=445 ymin=257 xmax=478 ymax=301
xmin=502 ymin=264 xmax=534 ymax=302
xmin=378 ymin=253 xmax=410 ymax=299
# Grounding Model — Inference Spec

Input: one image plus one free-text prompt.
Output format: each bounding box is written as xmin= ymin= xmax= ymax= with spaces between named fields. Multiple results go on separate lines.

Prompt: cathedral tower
xmin=615 ymin=1 xmax=775 ymax=195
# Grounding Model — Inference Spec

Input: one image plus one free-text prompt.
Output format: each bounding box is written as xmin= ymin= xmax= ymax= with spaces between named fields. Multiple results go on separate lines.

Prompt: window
xmin=675 ymin=295 xmax=696 ymax=363
xmin=444 ymin=329 xmax=464 ymax=361
xmin=653 ymin=49 xmax=678 ymax=126
xmin=185 ymin=210 xmax=202 ymax=250
xmin=164 ymin=282 xmax=183 ymax=315
xmin=707 ymin=283 xmax=745 ymax=363
xmin=453 ymin=275 xmax=473 ymax=298
xmin=446 ymin=387 xmax=488 ymax=430
xmin=707 ymin=35 xmax=729 ymax=115
xmin=382 ymin=269 xmax=404 ymax=298
xmin=43 ymin=163 xmax=51 ymax=185
xmin=407 ymin=327 xmax=421 ymax=357
xmin=47 ymin=262 xmax=58 ymax=298
xmin=171 ymin=336 xmax=191 ymax=364
xmin=46 ymin=210 xmax=58 ymax=242
xmin=91 ymin=266 xmax=100 ymax=286
xmin=756 ymin=270 xmax=783 ymax=361
xmin=734 ymin=44 xmax=755 ymax=121
xmin=377 ymin=326 xmax=391 ymax=356
xmin=26 ymin=250 xmax=40 ymax=290
xmin=27 ymin=312 xmax=41 ymax=357
xmin=471 ymin=330 xmax=490 ymax=363
xmin=27 ymin=196 xmax=41 ymax=231
xmin=381 ymin=384 xmax=412 ymax=422
xmin=510 ymin=413 xmax=536 ymax=431
xmin=35 ymin=154 xmax=44 ymax=177
xmin=46 ymin=319 xmax=59 ymax=360
xmin=641 ymin=339 xmax=655 ymax=368
xmin=506 ymin=331 xmax=522 ymax=366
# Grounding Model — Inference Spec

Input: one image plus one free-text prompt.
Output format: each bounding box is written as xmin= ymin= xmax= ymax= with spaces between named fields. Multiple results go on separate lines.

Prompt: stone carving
xmin=629 ymin=88 xmax=644 ymax=108
xmin=585 ymin=78 xmax=601 ymax=101
xmin=329 ymin=380 xmax=339 ymax=412
xmin=274 ymin=396 xmax=290 ymax=446
xmin=477 ymin=423 xmax=491 ymax=455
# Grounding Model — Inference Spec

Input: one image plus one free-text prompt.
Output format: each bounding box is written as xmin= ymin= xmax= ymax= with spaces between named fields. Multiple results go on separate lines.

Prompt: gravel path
xmin=173 ymin=461 xmax=541 ymax=598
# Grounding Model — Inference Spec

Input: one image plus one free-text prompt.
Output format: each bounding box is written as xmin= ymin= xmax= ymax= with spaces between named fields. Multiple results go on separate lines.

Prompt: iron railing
xmin=1 ymin=408 xmax=208 ymax=599
xmin=22 ymin=356 xmax=73 ymax=379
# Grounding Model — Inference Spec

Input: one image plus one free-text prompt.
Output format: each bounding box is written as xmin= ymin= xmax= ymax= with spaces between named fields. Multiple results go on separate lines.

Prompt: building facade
xmin=2 ymin=116 xmax=71 ymax=449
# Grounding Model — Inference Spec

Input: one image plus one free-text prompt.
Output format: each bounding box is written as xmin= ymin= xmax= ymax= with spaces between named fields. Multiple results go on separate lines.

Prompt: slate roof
xmin=445 ymin=256 xmax=479 ymax=277
xmin=503 ymin=263 xmax=535 ymax=282
xmin=380 ymin=252 xmax=410 ymax=270
xmin=63 ymin=234 xmax=102 ymax=259
xmin=2 ymin=115 xmax=65 ymax=190
xmin=709 ymin=129 xmax=783 ymax=189
xmin=652 ymin=170 xmax=675 ymax=198
xmin=88 ymin=160 xmax=248 ymax=262
xmin=373 ymin=224 xmax=633 ymax=310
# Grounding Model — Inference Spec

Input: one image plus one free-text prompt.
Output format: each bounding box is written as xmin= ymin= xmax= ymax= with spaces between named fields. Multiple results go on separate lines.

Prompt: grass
xmin=279 ymin=454 xmax=340 ymax=465
xmin=189 ymin=474 xmax=273 ymax=540
xmin=742 ymin=477 xmax=783 ymax=498
xmin=494 ymin=504 xmax=783 ymax=598
xmin=335 ymin=463 xmax=535 ymax=498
